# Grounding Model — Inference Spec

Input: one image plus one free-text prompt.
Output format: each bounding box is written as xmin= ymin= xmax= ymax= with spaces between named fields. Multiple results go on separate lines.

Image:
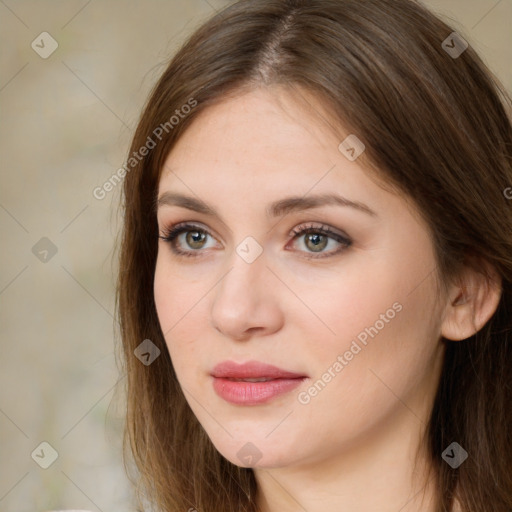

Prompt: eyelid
xmin=288 ymin=222 xmax=349 ymax=241
xmin=159 ymin=221 xmax=221 ymax=257
xmin=286 ymin=223 xmax=352 ymax=259
xmin=159 ymin=220 xmax=352 ymax=259
xmin=160 ymin=221 xmax=222 ymax=243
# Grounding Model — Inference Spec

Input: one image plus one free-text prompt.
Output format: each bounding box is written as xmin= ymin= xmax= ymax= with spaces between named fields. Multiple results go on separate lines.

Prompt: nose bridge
xmin=217 ymin=242 xmax=268 ymax=306
xmin=210 ymin=241 xmax=282 ymax=338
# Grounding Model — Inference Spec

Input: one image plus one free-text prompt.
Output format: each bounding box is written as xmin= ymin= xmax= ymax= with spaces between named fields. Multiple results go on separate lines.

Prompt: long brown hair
xmin=114 ymin=1 xmax=512 ymax=510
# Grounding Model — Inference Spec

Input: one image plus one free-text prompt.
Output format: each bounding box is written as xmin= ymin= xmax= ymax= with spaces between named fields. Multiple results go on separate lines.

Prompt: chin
xmin=207 ymin=432 xmax=302 ymax=469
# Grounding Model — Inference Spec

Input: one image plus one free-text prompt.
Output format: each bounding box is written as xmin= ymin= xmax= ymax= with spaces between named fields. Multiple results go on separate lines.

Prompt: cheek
xmin=153 ymin=254 xmax=207 ymax=372
xmin=293 ymin=245 xmax=442 ymax=410
xmin=286 ymin=257 xmax=409 ymax=362
xmin=318 ymin=234 xmax=440 ymax=357
xmin=154 ymin=255 xmax=177 ymax=332
xmin=154 ymin=251 xmax=209 ymax=326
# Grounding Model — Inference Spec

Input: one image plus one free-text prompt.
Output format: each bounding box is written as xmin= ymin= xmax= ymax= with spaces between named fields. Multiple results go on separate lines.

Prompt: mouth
xmin=223 ymin=377 xmax=277 ymax=382
xmin=210 ymin=360 xmax=307 ymax=405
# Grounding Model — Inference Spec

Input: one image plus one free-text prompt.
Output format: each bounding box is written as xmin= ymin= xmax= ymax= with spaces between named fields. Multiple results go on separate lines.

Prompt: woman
xmin=115 ymin=0 xmax=512 ymax=510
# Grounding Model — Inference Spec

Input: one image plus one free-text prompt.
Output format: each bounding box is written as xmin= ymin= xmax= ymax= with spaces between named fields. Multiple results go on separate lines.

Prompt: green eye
xmin=159 ymin=222 xmax=352 ymax=259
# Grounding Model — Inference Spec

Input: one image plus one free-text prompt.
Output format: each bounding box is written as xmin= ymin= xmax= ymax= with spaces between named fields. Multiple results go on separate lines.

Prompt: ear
xmin=441 ymin=258 xmax=502 ymax=341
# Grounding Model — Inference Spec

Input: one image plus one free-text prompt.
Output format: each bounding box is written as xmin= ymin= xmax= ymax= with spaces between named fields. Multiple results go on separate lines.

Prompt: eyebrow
xmin=156 ymin=191 xmax=377 ymax=218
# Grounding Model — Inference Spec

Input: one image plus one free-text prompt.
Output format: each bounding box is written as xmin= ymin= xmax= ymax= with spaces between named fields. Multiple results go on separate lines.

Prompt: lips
xmin=211 ymin=360 xmax=306 ymax=380
xmin=211 ymin=360 xmax=307 ymax=405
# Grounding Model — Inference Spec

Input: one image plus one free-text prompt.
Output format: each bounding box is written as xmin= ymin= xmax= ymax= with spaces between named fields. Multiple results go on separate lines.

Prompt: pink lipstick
xmin=211 ymin=360 xmax=307 ymax=405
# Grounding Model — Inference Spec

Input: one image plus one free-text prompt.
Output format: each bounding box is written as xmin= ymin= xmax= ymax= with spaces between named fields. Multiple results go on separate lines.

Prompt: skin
xmin=153 ymin=86 xmax=500 ymax=512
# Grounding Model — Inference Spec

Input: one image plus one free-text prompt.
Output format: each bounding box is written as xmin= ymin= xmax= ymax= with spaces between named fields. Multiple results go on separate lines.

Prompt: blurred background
xmin=0 ymin=1 xmax=510 ymax=511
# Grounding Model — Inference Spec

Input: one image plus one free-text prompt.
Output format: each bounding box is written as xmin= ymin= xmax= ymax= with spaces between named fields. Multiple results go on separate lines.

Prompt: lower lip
xmin=212 ymin=377 xmax=305 ymax=405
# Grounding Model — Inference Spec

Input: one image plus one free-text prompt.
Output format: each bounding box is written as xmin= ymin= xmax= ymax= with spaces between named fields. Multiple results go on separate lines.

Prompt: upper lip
xmin=211 ymin=360 xmax=307 ymax=379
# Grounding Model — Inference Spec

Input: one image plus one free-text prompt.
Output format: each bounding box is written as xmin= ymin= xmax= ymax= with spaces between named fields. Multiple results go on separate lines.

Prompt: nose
xmin=210 ymin=248 xmax=284 ymax=341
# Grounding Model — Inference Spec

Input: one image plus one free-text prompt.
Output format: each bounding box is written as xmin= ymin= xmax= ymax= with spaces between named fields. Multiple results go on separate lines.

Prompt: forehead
xmin=156 ymin=87 xmax=416 ymax=228
xmin=160 ymin=87 xmax=361 ymax=187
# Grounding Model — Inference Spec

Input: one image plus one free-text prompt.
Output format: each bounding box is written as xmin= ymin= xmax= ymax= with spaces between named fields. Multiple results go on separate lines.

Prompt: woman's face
xmin=154 ymin=86 xmax=447 ymax=469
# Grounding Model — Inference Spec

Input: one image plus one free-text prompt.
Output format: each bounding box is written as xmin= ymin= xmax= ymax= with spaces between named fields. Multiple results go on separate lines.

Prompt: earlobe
xmin=441 ymin=262 xmax=502 ymax=341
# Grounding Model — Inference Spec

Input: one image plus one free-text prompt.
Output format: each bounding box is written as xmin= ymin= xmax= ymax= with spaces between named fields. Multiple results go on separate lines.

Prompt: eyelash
xmin=158 ymin=222 xmax=352 ymax=260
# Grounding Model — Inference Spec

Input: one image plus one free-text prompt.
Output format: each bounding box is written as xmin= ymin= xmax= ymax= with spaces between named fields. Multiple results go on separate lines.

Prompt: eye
xmin=158 ymin=222 xmax=218 ymax=258
xmin=288 ymin=223 xmax=352 ymax=259
xmin=158 ymin=222 xmax=352 ymax=259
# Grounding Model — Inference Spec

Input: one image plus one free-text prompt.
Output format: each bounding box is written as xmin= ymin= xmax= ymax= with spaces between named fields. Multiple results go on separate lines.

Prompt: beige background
xmin=0 ymin=1 xmax=510 ymax=511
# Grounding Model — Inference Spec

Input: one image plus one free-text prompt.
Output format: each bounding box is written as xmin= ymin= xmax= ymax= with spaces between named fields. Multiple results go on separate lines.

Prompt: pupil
xmin=307 ymin=233 xmax=327 ymax=252
xmin=187 ymin=231 xmax=205 ymax=248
